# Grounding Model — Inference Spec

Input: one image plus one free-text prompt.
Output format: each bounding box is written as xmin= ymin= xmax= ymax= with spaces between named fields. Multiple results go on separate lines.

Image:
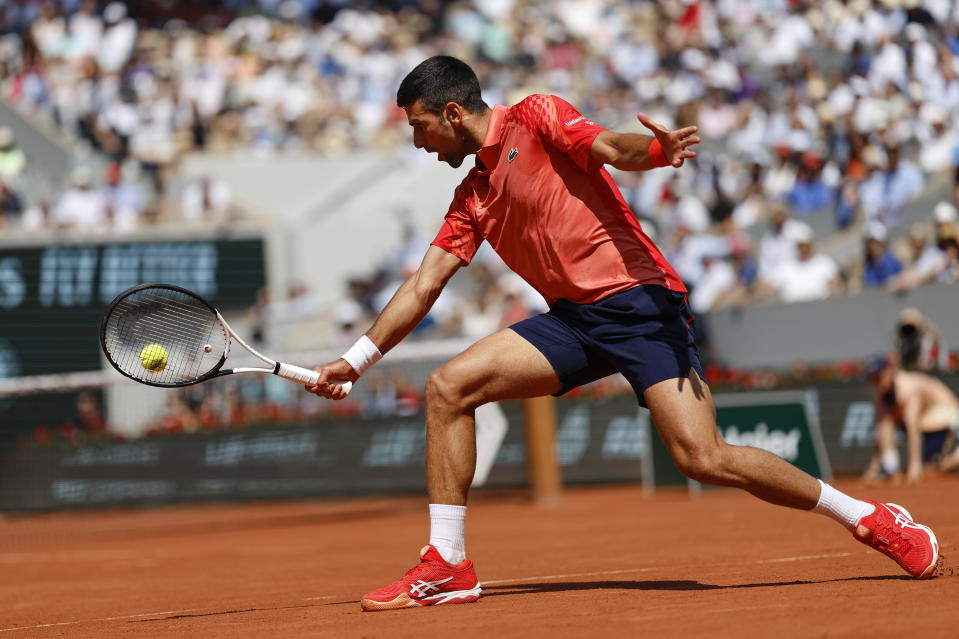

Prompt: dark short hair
xmin=396 ymin=56 xmax=488 ymax=116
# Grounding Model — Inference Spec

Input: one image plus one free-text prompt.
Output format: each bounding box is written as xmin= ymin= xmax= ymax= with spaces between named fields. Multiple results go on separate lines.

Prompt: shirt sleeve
xmin=537 ymin=95 xmax=607 ymax=172
xmin=431 ymin=175 xmax=484 ymax=264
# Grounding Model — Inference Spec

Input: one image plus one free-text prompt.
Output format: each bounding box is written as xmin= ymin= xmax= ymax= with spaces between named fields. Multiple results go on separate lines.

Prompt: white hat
xmin=104 ymin=2 xmax=127 ymax=24
xmin=934 ymin=201 xmax=958 ymax=224
xmin=865 ymin=220 xmax=888 ymax=242
xmin=904 ymin=22 xmax=926 ymax=42
xmin=70 ymin=165 xmax=93 ymax=187
xmin=898 ymin=307 xmax=923 ymax=326
xmin=680 ymin=48 xmax=708 ymax=72
xmin=790 ymin=222 xmax=815 ymax=245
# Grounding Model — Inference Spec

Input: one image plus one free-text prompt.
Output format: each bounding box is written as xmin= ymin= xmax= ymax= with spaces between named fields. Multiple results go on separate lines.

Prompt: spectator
xmin=97 ymin=2 xmax=136 ymax=74
xmin=382 ymin=222 xmax=431 ymax=278
xmin=105 ymin=160 xmax=147 ymax=232
xmin=0 ymin=127 xmax=26 ymax=179
xmin=933 ymin=201 xmax=957 ymax=237
xmin=918 ymin=106 xmax=957 ymax=174
xmin=697 ymin=87 xmax=738 ymax=140
xmin=663 ymin=222 xmax=729 ymax=291
xmin=862 ymin=221 xmax=902 ymax=288
xmin=729 ymin=162 xmax=766 ymax=229
xmin=785 ymin=152 xmax=834 ymax=218
xmin=457 ymin=282 xmax=507 ymax=341
xmin=0 ymin=181 xmax=24 ymax=227
xmin=53 ymin=166 xmax=107 ymax=230
xmin=67 ymin=0 xmax=103 ymax=62
xmin=763 ymin=144 xmax=798 ymax=201
xmin=30 ymin=2 xmax=65 ymax=59
xmin=331 ymin=281 xmax=370 ymax=349
xmin=936 ymin=222 xmax=959 ymax=284
xmin=759 ymin=222 xmax=840 ymax=304
xmin=20 ymin=199 xmax=51 ymax=231
xmin=834 ymin=177 xmax=861 ymax=229
xmin=859 ymin=145 xmax=924 ymax=227
xmin=658 ymin=174 xmax=710 ymax=234
xmin=757 ymin=202 xmax=803 ymax=284
xmin=180 ymin=175 xmax=234 ymax=226
xmin=891 ymin=223 xmax=945 ymax=291
xmin=688 ymin=254 xmax=736 ymax=314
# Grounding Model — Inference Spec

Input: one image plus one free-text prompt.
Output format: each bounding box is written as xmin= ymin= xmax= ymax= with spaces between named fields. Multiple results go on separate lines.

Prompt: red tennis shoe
xmin=361 ymin=545 xmax=482 ymax=612
xmin=853 ymin=500 xmax=940 ymax=579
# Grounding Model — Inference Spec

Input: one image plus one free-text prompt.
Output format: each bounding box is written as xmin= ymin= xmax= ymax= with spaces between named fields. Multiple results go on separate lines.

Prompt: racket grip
xmin=275 ymin=363 xmax=352 ymax=395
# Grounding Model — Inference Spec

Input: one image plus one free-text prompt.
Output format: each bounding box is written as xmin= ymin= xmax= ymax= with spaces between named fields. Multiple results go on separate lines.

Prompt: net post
xmin=522 ymin=395 xmax=562 ymax=505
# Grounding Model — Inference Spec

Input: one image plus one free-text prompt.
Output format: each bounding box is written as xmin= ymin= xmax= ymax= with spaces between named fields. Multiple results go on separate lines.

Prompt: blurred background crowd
xmin=2 ymin=1 xmax=958 ymax=313
xmin=2 ymin=0 xmax=959 ymax=438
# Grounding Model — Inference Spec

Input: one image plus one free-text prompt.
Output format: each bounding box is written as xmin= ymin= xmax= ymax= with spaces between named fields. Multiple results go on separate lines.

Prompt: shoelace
xmin=397 ymin=556 xmax=438 ymax=584
xmin=872 ymin=520 xmax=913 ymax=556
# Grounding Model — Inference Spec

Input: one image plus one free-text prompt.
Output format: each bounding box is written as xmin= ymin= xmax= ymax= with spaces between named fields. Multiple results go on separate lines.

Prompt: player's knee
xmin=425 ymin=366 xmax=471 ymax=411
xmin=671 ymin=440 xmax=731 ymax=484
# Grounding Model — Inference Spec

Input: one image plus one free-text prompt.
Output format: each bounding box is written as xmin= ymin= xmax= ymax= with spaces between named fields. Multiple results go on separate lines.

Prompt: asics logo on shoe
xmin=409 ymin=577 xmax=454 ymax=597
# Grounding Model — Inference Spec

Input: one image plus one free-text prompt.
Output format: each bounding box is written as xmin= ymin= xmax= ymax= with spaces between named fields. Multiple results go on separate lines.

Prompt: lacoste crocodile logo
xmin=508 ymin=148 xmax=518 ymax=162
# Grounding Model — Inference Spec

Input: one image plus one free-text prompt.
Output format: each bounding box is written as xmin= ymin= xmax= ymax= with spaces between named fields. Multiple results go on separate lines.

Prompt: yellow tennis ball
xmin=140 ymin=343 xmax=169 ymax=372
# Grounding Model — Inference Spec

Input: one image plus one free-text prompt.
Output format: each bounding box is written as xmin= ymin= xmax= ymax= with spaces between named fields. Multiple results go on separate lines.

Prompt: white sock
xmin=429 ymin=504 xmax=467 ymax=566
xmin=880 ymin=449 xmax=900 ymax=475
xmin=812 ymin=480 xmax=875 ymax=531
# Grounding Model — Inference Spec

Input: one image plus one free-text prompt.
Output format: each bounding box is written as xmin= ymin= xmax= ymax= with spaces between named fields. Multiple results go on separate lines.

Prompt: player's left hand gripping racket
xmin=100 ymin=283 xmax=352 ymax=393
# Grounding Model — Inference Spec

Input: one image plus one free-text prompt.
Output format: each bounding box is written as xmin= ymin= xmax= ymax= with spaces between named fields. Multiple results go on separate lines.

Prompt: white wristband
xmin=341 ymin=335 xmax=382 ymax=376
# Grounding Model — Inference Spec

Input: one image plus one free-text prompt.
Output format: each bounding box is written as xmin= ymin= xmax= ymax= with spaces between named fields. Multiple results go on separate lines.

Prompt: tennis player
xmin=307 ymin=56 xmax=940 ymax=611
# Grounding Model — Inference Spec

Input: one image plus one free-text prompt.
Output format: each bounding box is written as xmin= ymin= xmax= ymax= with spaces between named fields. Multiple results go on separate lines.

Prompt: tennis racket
xmin=99 ymin=283 xmax=352 ymax=393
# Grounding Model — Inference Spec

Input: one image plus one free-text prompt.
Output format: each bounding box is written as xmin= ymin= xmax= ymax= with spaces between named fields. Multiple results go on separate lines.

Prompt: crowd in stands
xmin=1 ymin=1 xmax=958 ymax=348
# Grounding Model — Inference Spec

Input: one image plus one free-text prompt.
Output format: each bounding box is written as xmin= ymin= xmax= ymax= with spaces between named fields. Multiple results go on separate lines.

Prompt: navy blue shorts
xmin=922 ymin=430 xmax=950 ymax=462
xmin=509 ymin=285 xmax=704 ymax=407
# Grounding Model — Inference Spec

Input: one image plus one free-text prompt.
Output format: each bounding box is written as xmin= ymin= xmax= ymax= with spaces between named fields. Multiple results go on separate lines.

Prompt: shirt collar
xmin=475 ymin=105 xmax=507 ymax=176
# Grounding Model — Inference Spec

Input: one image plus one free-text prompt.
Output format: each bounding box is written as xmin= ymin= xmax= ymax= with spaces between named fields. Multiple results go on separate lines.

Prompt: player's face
xmin=404 ymin=100 xmax=467 ymax=168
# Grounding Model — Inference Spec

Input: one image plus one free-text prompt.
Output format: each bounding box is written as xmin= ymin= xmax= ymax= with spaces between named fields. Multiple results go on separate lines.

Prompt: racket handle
xmin=275 ymin=363 xmax=352 ymax=395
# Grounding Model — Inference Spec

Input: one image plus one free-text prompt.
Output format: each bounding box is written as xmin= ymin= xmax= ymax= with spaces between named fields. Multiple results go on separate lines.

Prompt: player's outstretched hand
xmin=305 ymin=358 xmax=357 ymax=400
xmin=637 ymin=112 xmax=700 ymax=168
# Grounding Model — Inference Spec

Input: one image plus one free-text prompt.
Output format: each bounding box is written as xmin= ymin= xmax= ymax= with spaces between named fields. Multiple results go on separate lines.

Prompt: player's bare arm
xmin=306 ymin=246 xmax=463 ymax=399
xmin=590 ymin=113 xmax=699 ymax=171
xmin=366 ymin=246 xmax=463 ymax=353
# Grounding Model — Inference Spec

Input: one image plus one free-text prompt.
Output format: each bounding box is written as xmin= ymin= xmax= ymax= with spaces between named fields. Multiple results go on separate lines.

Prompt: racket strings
xmin=103 ymin=287 xmax=228 ymax=385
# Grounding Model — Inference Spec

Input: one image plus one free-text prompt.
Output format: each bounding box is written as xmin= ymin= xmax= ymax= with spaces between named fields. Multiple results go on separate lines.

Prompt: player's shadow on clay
xmin=482 ymin=574 xmax=910 ymax=597
xmin=320 ymin=575 xmax=915 ymax=607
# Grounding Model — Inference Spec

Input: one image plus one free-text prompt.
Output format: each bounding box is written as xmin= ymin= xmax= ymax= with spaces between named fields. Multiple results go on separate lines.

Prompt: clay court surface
xmin=2 ymin=477 xmax=957 ymax=638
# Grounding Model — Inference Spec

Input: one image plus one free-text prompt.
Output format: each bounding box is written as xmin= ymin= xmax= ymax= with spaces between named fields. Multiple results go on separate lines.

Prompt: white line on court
xmin=757 ymin=552 xmax=850 ymax=564
xmin=0 ymin=550 xmax=137 ymax=563
xmin=0 ymin=609 xmax=207 ymax=633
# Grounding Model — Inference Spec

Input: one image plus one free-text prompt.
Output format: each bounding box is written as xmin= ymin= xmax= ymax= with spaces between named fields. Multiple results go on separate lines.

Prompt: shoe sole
xmin=361 ymin=586 xmax=482 ymax=612
xmin=886 ymin=503 xmax=940 ymax=579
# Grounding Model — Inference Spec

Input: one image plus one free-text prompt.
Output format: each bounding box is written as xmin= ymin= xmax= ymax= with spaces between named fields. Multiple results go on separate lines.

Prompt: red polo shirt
xmin=432 ymin=94 xmax=685 ymax=306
